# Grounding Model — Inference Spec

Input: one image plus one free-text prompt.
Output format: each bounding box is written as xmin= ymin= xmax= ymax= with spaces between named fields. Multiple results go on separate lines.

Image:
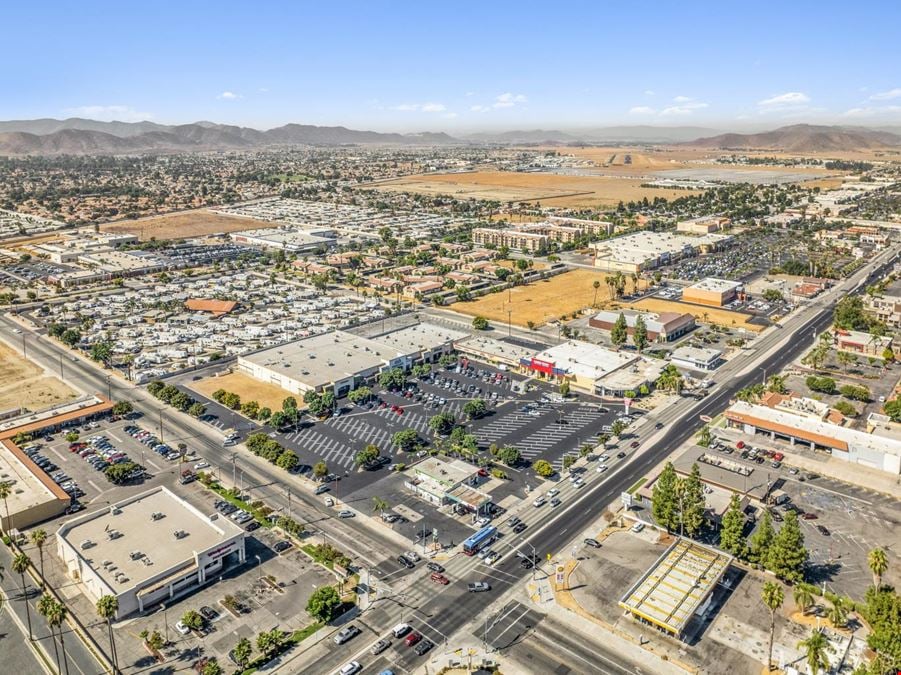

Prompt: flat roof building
xmin=670 ymin=346 xmax=722 ymax=371
xmin=56 ymin=487 xmax=245 ymax=618
xmin=237 ymin=322 xmax=463 ymax=398
xmin=726 ymin=401 xmax=901 ymax=475
xmin=405 ymin=457 xmax=490 ymax=513
xmin=619 ymin=539 xmax=731 ymax=639
xmin=592 ymin=231 xmax=732 ymax=273
xmin=681 ymin=278 xmax=742 ymax=307
xmin=589 ymin=309 xmax=695 ymax=343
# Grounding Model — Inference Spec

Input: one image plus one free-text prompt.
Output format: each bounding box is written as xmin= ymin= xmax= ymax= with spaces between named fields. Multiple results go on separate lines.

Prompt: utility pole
xmin=58 ymin=354 xmax=64 ymax=379
xmin=286 ymin=487 xmax=292 ymax=520
xmin=231 ymin=454 xmax=238 ymax=488
xmin=158 ymin=409 xmax=164 ymax=443
xmin=22 ymin=333 xmax=26 ymax=358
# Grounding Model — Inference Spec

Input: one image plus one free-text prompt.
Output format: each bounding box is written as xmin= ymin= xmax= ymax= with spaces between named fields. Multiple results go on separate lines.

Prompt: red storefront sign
xmin=529 ymin=358 xmax=555 ymax=375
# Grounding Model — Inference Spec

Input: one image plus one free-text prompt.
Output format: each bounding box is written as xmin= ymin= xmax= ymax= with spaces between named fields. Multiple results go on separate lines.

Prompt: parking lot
xmin=707 ymin=433 xmax=901 ymax=598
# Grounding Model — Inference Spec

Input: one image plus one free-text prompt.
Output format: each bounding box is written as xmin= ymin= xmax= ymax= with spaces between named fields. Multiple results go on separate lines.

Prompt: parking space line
xmin=88 ymin=479 xmax=102 ymax=493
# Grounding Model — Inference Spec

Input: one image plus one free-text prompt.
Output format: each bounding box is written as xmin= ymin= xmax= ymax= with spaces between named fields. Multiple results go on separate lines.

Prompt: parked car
xmin=468 ymin=582 xmax=490 ymax=592
xmin=584 ymin=538 xmax=602 ymax=548
xmin=333 ymin=625 xmax=361 ymax=645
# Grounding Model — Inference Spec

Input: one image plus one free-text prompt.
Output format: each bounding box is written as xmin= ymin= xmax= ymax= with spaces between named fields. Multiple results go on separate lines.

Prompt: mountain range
xmin=685 ymin=124 xmax=901 ymax=152
xmin=0 ymin=119 xmax=898 ymax=155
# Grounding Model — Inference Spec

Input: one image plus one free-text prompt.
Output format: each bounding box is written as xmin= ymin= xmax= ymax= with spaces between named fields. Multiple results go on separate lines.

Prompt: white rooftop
xmin=687 ymin=277 xmax=742 ymax=293
xmin=534 ymin=341 xmax=638 ymax=380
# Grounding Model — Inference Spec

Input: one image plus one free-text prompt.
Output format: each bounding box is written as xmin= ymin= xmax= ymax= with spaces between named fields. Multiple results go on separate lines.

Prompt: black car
xmin=426 ymin=562 xmax=445 ymax=573
xmin=520 ymin=558 xmax=533 ymax=569
xmin=273 ymin=540 xmax=292 ymax=553
xmin=413 ymin=639 xmax=434 ymax=656
xmin=397 ymin=555 xmax=415 ymax=569
xmin=655 ymin=422 xmax=664 ymax=429
xmin=200 ymin=606 xmax=220 ymax=622
xmin=583 ymin=538 xmax=601 ymax=549
xmin=816 ymin=525 xmax=831 ymax=536
xmin=616 ymin=452 xmax=626 ymax=459
xmin=245 ymin=521 xmax=260 ymax=532
xmin=512 ymin=522 xmax=527 ymax=534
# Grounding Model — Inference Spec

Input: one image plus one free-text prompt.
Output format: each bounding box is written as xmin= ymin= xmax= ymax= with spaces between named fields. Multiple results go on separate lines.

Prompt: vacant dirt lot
xmin=0 ymin=341 xmax=77 ymax=411
xmin=453 ymin=269 xmax=645 ymax=326
xmin=189 ymin=370 xmax=299 ymax=411
xmin=100 ymin=210 xmax=272 ymax=241
xmin=369 ymin=170 xmax=702 ymax=208
xmin=625 ymin=297 xmax=764 ymax=332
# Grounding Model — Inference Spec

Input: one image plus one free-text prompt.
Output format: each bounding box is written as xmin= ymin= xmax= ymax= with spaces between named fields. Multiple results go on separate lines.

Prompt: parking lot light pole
xmin=255 ymin=555 xmax=262 ymax=580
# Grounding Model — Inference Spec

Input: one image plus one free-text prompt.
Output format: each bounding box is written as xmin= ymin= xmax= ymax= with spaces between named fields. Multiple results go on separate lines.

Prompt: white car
xmin=598 ymin=454 xmax=610 ymax=461
xmin=194 ymin=461 xmax=210 ymax=470
xmin=546 ymin=488 xmax=560 ymax=498
xmin=474 ymin=516 xmax=490 ymax=527
xmin=533 ymin=496 xmax=547 ymax=507
xmin=338 ymin=510 xmax=355 ymax=518
xmin=175 ymin=620 xmax=190 ymax=635
xmin=597 ymin=464 xmax=609 ymax=473
xmin=485 ymin=551 xmax=500 ymax=565
xmin=405 ymin=551 xmax=421 ymax=563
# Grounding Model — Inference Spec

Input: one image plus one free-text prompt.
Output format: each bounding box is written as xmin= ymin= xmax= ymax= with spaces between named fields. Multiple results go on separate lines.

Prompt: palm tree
xmin=793 ymin=583 xmax=815 ymax=616
xmin=868 ymin=547 xmax=888 ymax=588
xmin=12 ymin=553 xmax=33 ymax=640
xmin=371 ymin=497 xmax=388 ymax=517
xmin=96 ymin=595 xmax=119 ymax=674
xmin=38 ymin=594 xmax=60 ymax=670
xmin=798 ymin=629 xmax=831 ymax=675
xmin=592 ymin=280 xmax=601 ymax=308
xmin=0 ymin=480 xmax=13 ymax=531
xmin=30 ymin=529 xmax=48 ymax=587
xmin=46 ymin=598 xmax=70 ymax=675
xmin=762 ymin=581 xmax=784 ymax=672
xmin=826 ymin=596 xmax=848 ymax=628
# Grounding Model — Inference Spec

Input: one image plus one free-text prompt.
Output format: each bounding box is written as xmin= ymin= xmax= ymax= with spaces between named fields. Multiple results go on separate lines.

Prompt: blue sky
xmin=3 ymin=1 xmax=900 ymax=131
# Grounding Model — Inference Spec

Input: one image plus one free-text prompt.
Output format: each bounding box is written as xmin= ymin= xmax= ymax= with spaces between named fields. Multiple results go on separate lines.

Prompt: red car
xmin=630 ymin=441 xmax=640 ymax=449
xmin=430 ymin=572 xmax=449 ymax=585
xmin=405 ymin=631 xmax=422 ymax=647
xmin=801 ymin=512 xmax=818 ymax=520
xmin=773 ymin=452 xmax=784 ymax=461
xmin=477 ymin=468 xmax=488 ymax=477
xmin=395 ymin=407 xmax=404 ymax=415
xmin=736 ymin=440 xmax=745 ymax=450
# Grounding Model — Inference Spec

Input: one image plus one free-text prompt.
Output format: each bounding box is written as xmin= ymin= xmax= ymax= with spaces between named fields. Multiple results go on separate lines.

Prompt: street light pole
xmin=255 ymin=555 xmax=262 ymax=580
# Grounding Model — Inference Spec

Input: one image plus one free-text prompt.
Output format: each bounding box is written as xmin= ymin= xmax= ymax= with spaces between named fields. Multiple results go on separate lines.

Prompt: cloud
xmin=757 ymin=92 xmax=810 ymax=108
xmin=465 ymin=91 xmax=476 ymax=97
xmin=842 ymin=105 xmax=901 ymax=118
xmin=258 ymin=87 xmax=269 ymax=93
xmin=217 ymin=91 xmax=242 ymax=100
xmin=660 ymin=97 xmax=709 ymax=116
xmin=869 ymin=88 xmax=901 ymax=101
xmin=389 ymin=102 xmax=447 ymax=113
xmin=672 ymin=95 xmax=693 ymax=103
xmin=644 ymin=90 xmax=655 ymax=96
xmin=470 ymin=105 xmax=489 ymax=113
xmin=493 ymin=92 xmax=527 ymax=108
xmin=64 ymin=105 xmax=153 ymax=122
xmin=442 ymin=112 xmax=459 ymax=119
xmin=629 ymin=106 xmax=656 ymax=115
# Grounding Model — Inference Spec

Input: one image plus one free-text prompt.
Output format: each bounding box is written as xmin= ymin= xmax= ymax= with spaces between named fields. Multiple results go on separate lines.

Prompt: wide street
xmin=1 ymin=243 xmax=897 ymax=675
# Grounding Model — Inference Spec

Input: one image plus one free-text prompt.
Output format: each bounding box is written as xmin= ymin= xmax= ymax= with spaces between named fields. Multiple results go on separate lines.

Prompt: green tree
xmin=378 ymin=367 xmax=407 ymax=390
xmin=793 ymin=583 xmax=816 ymax=616
xmin=655 ymin=364 xmax=684 ymax=394
xmin=767 ymin=509 xmax=808 ymax=583
xmin=256 ymin=628 xmax=286 ymax=658
xmin=12 ymin=553 xmax=33 ymax=640
xmin=762 ymin=581 xmax=784 ymax=672
xmin=392 ymin=429 xmax=419 ymax=452
xmin=610 ymin=312 xmax=628 ymax=349
xmin=30 ymin=528 xmax=48 ymax=585
xmin=61 ymin=328 xmax=81 ymax=347
xmin=188 ymin=402 xmax=206 ymax=418
xmin=497 ymin=445 xmax=522 ymax=466
xmin=472 ymin=316 xmax=489 ymax=330
xmin=428 ymin=411 xmax=456 ymax=435
xmin=38 ymin=593 xmax=62 ymax=673
xmin=610 ymin=419 xmax=627 ymax=437
xmin=719 ymin=493 xmax=747 ymax=557
xmin=839 ymin=384 xmax=871 ymax=402
xmin=354 ymin=443 xmax=380 ymax=467
xmin=679 ymin=464 xmax=706 ymax=537
xmin=868 ymin=547 xmax=888 ymax=588
xmin=532 ymin=459 xmax=554 ymax=477
xmin=651 ymin=463 xmax=680 ymax=532
xmin=798 ymin=629 xmax=832 ymax=675
xmin=96 ymin=595 xmax=119 ymax=674
xmin=275 ymin=450 xmax=299 ymax=471
xmin=632 ymin=314 xmax=648 ymax=352
xmin=827 ymin=596 xmax=848 ymax=628
xmin=749 ymin=510 xmax=775 ymax=566
xmin=111 ymin=401 xmax=133 ymax=416
xmin=463 ymin=398 xmax=488 ymax=420
xmin=202 ymin=659 xmax=222 ymax=675
xmin=697 ymin=425 xmax=712 ymax=447
xmin=862 ymin=586 xmax=901 ymax=666
xmin=806 ymin=375 xmax=836 ymax=394
xmin=559 ymin=379 xmax=570 ymax=397
xmin=372 ymin=497 xmax=389 ymax=516
xmin=306 ymin=585 xmax=342 ymax=622
xmin=181 ymin=609 xmax=204 ymax=631
xmin=232 ymin=637 xmax=253 ymax=669
xmin=766 ymin=374 xmax=788 ymax=394
xmin=347 ymin=386 xmax=372 ymax=404
xmin=833 ymin=295 xmax=869 ymax=330
xmin=90 ymin=340 xmax=114 ymax=364
xmin=0 ymin=480 xmax=12 ymax=531
xmin=313 ymin=461 xmax=328 ymax=480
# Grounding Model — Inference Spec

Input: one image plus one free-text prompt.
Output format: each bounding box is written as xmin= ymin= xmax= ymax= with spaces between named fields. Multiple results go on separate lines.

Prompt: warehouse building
xmin=56 ymin=487 xmax=246 ymax=618
xmin=589 ymin=309 xmax=695 ymax=343
xmin=681 ymin=278 xmax=743 ymax=307
xmin=230 ymin=226 xmax=337 ymax=253
xmin=237 ymin=322 xmax=464 ymax=397
xmin=725 ymin=401 xmax=901 ymax=475
xmin=591 ymin=231 xmax=732 ymax=273
xmin=619 ymin=539 xmax=731 ymax=640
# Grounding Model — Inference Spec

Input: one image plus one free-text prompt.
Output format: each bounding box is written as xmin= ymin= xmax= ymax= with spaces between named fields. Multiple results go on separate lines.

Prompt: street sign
xmin=555 ymin=565 xmax=565 ymax=584
xmin=621 ymin=491 xmax=634 ymax=509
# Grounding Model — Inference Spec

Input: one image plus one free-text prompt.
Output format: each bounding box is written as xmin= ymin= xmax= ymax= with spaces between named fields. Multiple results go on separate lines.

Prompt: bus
xmin=462 ymin=525 xmax=498 ymax=556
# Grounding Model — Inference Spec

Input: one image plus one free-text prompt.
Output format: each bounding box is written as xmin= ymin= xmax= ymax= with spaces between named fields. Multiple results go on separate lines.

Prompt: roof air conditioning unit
xmin=79 ymin=539 xmax=95 ymax=550
xmin=129 ymin=550 xmax=143 ymax=560
xmin=151 ymin=512 xmax=164 ymax=521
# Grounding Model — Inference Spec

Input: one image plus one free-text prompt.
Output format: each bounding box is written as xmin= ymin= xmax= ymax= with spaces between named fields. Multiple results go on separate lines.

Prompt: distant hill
xmin=466 ymin=126 xmax=721 ymax=144
xmin=685 ymin=124 xmax=901 ymax=152
xmin=0 ymin=118 xmax=464 ymax=155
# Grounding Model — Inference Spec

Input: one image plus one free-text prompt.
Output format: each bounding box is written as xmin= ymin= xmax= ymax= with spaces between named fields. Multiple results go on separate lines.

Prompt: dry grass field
xmin=189 ymin=370 xmax=300 ymax=411
xmin=100 ymin=209 xmax=272 ymax=241
xmin=625 ymin=297 xmax=764 ymax=332
xmin=369 ymin=170 xmax=702 ymax=208
xmin=453 ymin=269 xmax=645 ymax=326
xmin=0 ymin=341 xmax=77 ymax=411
